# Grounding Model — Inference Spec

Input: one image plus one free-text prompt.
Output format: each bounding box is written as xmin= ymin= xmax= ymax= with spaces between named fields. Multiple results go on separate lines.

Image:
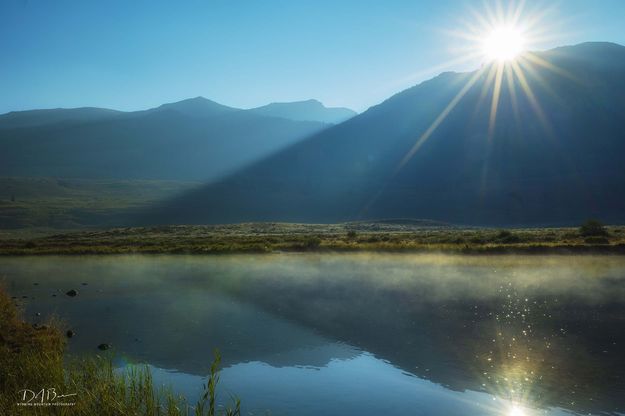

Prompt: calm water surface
xmin=1 ymin=254 xmax=624 ymax=416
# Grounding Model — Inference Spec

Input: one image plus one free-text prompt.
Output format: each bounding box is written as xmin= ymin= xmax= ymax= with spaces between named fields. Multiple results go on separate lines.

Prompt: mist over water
xmin=1 ymin=254 xmax=624 ymax=415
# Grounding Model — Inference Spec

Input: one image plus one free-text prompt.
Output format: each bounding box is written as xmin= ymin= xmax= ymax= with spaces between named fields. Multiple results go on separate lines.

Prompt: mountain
xmin=0 ymin=97 xmax=327 ymax=181
xmin=145 ymin=42 xmax=625 ymax=226
xmin=249 ymin=99 xmax=356 ymax=123
xmin=0 ymin=107 xmax=122 ymax=130
xmin=151 ymin=96 xmax=238 ymax=118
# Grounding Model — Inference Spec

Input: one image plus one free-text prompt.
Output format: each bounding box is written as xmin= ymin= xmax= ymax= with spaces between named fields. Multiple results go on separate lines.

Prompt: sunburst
xmin=396 ymin=0 xmax=572 ymax=171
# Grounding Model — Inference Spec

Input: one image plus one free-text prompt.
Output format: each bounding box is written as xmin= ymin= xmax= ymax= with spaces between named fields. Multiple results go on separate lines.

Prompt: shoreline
xmin=1 ymin=223 xmax=624 ymax=256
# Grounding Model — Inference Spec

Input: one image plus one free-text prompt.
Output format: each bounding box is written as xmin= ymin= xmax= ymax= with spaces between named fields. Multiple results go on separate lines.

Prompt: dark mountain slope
xmin=249 ymin=99 xmax=356 ymax=123
xmin=145 ymin=42 xmax=625 ymax=226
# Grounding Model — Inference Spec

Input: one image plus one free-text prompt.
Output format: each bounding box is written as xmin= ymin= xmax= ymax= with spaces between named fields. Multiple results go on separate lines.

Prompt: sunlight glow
xmin=384 ymin=0 xmax=571 ymax=194
xmin=509 ymin=404 xmax=527 ymax=416
xmin=483 ymin=26 xmax=525 ymax=62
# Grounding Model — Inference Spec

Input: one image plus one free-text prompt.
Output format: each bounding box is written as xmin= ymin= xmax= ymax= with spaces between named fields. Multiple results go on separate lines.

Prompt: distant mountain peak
xmin=249 ymin=99 xmax=356 ymax=124
xmin=154 ymin=96 xmax=238 ymax=118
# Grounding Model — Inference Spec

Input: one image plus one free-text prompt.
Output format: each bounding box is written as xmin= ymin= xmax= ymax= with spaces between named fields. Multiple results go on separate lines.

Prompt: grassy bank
xmin=0 ymin=288 xmax=240 ymax=415
xmin=1 ymin=222 xmax=624 ymax=255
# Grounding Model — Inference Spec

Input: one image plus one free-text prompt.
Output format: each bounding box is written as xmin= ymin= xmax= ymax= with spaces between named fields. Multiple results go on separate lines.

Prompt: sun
xmin=482 ymin=26 xmax=525 ymax=62
xmin=508 ymin=404 xmax=527 ymax=416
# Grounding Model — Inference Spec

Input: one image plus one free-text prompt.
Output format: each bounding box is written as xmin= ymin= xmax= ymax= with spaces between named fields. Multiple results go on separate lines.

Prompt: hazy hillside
xmin=249 ymin=99 xmax=356 ymax=123
xmin=145 ymin=42 xmax=625 ymax=226
xmin=0 ymin=177 xmax=198 ymax=230
xmin=0 ymin=97 xmax=327 ymax=181
xmin=0 ymin=107 xmax=122 ymax=130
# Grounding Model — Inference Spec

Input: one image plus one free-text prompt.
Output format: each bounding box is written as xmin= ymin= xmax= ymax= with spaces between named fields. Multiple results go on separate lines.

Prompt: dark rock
xmin=66 ymin=289 xmax=78 ymax=297
xmin=52 ymin=294 xmax=57 ymax=297
xmin=81 ymin=282 xmax=88 ymax=286
xmin=35 ymin=312 xmax=41 ymax=317
xmin=66 ymin=330 xmax=75 ymax=338
xmin=33 ymin=282 xmax=39 ymax=286
xmin=21 ymin=295 xmax=28 ymax=299
xmin=97 ymin=343 xmax=110 ymax=351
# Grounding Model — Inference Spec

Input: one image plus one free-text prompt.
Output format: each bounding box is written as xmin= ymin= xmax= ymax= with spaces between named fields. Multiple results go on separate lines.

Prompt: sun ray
xmin=509 ymin=0 xmax=526 ymax=26
xmin=396 ymin=67 xmax=486 ymax=172
xmin=505 ymin=63 xmax=521 ymax=127
xmin=516 ymin=57 xmax=570 ymax=111
xmin=519 ymin=3 xmax=557 ymax=35
xmin=510 ymin=61 xmax=554 ymax=138
xmin=383 ymin=51 xmax=484 ymax=92
xmin=522 ymin=52 xmax=579 ymax=83
xmin=488 ymin=62 xmax=505 ymax=139
xmin=466 ymin=5 xmax=496 ymax=36
xmin=494 ymin=0 xmax=506 ymax=24
xmin=471 ymin=63 xmax=499 ymax=122
xmin=481 ymin=0 xmax=500 ymax=27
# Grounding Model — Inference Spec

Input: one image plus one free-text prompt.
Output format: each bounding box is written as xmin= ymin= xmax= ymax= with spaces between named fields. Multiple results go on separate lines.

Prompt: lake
xmin=1 ymin=254 xmax=624 ymax=416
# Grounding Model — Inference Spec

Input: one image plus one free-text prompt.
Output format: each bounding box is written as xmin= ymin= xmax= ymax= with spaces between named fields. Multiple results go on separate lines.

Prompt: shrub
xmin=497 ymin=230 xmax=512 ymax=239
xmin=304 ymin=236 xmax=321 ymax=249
xmin=495 ymin=230 xmax=521 ymax=244
xmin=579 ymin=219 xmax=608 ymax=237
xmin=346 ymin=230 xmax=358 ymax=239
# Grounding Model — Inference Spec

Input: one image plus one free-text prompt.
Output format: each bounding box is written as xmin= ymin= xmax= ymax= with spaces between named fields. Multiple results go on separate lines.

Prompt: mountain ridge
xmin=0 ymin=100 xmax=329 ymax=181
xmin=142 ymin=42 xmax=625 ymax=226
xmin=249 ymin=99 xmax=356 ymax=124
xmin=0 ymin=97 xmax=356 ymax=127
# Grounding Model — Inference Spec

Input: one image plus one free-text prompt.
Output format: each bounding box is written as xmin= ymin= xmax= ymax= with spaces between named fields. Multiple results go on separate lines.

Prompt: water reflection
xmin=1 ymin=254 xmax=624 ymax=415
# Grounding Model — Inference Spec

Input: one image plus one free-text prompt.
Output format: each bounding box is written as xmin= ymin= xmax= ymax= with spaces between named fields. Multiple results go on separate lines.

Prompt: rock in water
xmin=97 ymin=343 xmax=110 ymax=351
xmin=66 ymin=330 xmax=75 ymax=338
xmin=66 ymin=289 xmax=78 ymax=297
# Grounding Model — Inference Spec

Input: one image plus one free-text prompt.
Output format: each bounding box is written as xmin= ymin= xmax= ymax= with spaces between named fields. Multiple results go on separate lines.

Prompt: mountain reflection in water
xmin=1 ymin=254 xmax=623 ymax=415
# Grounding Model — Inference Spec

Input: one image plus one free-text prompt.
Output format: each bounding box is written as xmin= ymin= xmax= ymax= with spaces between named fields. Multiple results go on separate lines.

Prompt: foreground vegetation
xmin=1 ymin=220 xmax=624 ymax=255
xmin=0 ymin=288 xmax=240 ymax=415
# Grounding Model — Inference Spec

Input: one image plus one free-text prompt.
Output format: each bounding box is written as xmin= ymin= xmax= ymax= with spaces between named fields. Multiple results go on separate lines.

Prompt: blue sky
xmin=2 ymin=0 xmax=625 ymax=114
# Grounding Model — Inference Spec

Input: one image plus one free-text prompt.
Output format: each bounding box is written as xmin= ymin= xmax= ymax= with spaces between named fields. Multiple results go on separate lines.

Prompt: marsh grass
xmin=2 ymin=223 xmax=624 ymax=255
xmin=0 ymin=288 xmax=241 ymax=415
